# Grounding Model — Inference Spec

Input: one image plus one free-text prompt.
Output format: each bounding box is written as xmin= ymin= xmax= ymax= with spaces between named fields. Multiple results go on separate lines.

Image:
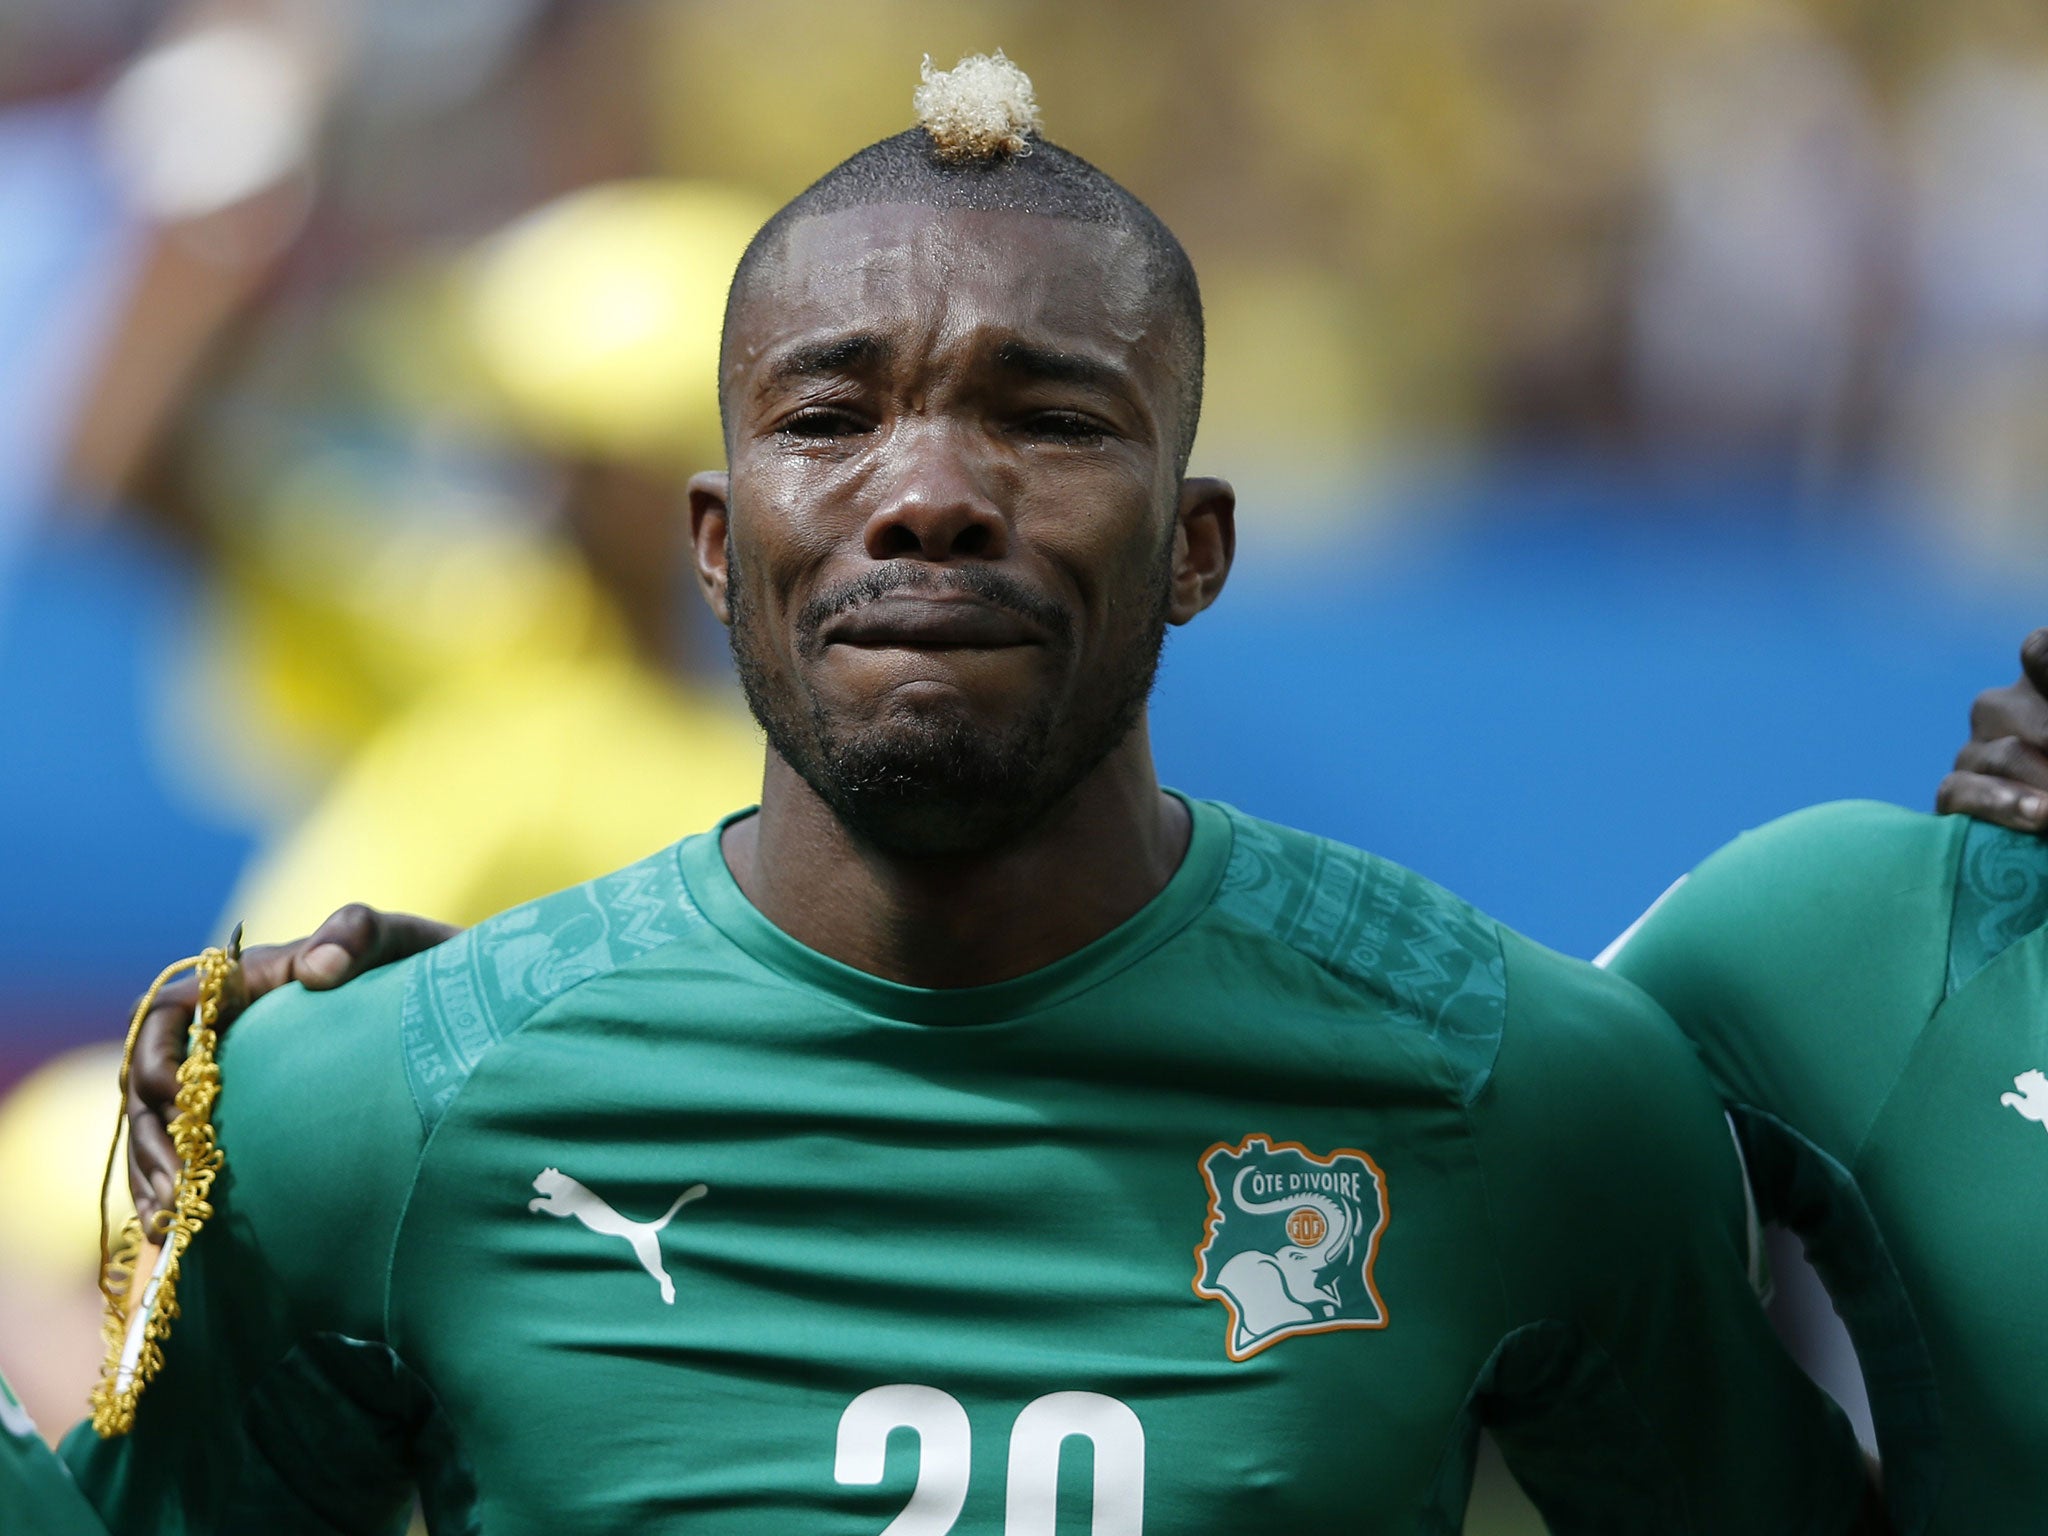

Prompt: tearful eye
xmin=778 ymin=409 xmax=870 ymax=440
xmin=1021 ymin=411 xmax=1110 ymax=444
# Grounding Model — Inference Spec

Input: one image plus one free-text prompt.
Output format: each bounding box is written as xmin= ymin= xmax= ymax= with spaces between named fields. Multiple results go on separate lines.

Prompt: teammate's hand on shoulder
xmin=1938 ymin=626 xmax=2048 ymax=833
xmin=127 ymin=905 xmax=461 ymax=1226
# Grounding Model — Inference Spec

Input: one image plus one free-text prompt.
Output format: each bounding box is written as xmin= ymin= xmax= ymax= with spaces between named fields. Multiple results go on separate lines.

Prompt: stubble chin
xmin=746 ymin=660 xmax=1068 ymax=856
xmin=727 ymin=571 xmax=1168 ymax=858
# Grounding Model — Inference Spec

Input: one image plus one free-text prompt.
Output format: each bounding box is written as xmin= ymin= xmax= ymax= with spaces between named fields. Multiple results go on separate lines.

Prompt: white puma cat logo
xmin=528 ymin=1168 xmax=708 ymax=1304
xmin=2001 ymin=1069 xmax=2048 ymax=1132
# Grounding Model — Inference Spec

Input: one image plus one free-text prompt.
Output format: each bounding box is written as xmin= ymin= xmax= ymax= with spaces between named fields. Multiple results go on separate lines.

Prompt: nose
xmin=862 ymin=424 xmax=1009 ymax=562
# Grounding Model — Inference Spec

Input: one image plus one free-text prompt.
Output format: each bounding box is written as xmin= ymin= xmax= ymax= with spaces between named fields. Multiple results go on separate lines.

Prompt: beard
xmin=728 ymin=548 xmax=1172 ymax=858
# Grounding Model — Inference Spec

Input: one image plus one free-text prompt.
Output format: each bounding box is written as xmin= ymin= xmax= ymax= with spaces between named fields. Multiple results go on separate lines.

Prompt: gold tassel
xmin=89 ymin=929 xmax=241 ymax=1436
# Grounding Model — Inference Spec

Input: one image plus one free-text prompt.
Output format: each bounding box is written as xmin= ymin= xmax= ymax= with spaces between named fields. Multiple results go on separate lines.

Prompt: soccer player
xmin=1601 ymin=755 xmax=2048 ymax=1529
xmin=50 ymin=57 xmax=1876 ymax=1534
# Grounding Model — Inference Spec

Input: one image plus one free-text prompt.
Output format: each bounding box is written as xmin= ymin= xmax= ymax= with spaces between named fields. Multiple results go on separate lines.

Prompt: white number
xmin=835 ymin=1385 xmax=973 ymax=1536
xmin=1006 ymin=1392 xmax=1146 ymax=1536
xmin=836 ymin=1386 xmax=1146 ymax=1534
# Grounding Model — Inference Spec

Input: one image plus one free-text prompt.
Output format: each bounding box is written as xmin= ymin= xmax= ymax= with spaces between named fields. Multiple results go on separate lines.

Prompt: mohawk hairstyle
xmin=721 ymin=53 xmax=1205 ymax=471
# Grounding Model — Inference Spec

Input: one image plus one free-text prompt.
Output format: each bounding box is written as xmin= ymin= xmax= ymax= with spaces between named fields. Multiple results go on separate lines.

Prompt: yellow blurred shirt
xmin=227 ymin=655 xmax=763 ymax=938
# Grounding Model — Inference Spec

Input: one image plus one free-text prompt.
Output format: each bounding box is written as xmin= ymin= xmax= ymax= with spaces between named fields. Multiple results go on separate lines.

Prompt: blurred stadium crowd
xmin=5 ymin=2 xmax=2048 ymax=1529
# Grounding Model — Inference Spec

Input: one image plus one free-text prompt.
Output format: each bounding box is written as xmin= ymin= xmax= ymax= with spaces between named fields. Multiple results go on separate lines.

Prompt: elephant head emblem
xmin=1194 ymin=1136 xmax=1390 ymax=1361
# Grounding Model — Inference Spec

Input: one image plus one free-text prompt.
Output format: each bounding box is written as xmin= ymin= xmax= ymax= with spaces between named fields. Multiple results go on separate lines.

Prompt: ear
xmin=1167 ymin=476 xmax=1235 ymax=626
xmin=687 ymin=471 xmax=734 ymax=625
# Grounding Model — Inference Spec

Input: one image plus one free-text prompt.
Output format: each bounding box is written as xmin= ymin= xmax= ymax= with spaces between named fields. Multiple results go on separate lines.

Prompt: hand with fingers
xmin=1938 ymin=627 xmax=2048 ymax=833
xmin=126 ymin=905 xmax=459 ymax=1228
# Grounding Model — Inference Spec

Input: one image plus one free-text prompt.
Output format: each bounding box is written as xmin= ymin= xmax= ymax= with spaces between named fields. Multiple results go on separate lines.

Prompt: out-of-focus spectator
xmin=0 ymin=1046 xmax=121 ymax=1442
xmin=1630 ymin=4 xmax=1892 ymax=475
xmin=220 ymin=179 xmax=769 ymax=936
xmin=1892 ymin=23 xmax=2048 ymax=557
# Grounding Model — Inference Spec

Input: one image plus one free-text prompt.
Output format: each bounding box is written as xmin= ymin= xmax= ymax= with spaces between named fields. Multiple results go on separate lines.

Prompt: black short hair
xmin=721 ymin=128 xmax=1205 ymax=473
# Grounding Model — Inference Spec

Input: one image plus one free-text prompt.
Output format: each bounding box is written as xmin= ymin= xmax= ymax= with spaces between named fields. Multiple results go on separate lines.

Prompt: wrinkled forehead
xmin=724 ymin=204 xmax=1168 ymax=380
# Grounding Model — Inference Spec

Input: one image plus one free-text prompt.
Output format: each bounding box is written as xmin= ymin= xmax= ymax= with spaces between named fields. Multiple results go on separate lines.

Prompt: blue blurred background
xmin=3 ymin=1 xmax=2045 ymax=1526
xmin=1158 ymin=475 xmax=2042 ymax=960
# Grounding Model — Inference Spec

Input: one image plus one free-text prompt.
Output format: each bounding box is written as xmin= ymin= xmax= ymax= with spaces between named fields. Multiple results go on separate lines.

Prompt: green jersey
xmin=2 ymin=1372 xmax=102 ymax=1536
xmin=60 ymin=799 xmax=1863 ymax=1534
xmin=1607 ymin=800 xmax=2048 ymax=1536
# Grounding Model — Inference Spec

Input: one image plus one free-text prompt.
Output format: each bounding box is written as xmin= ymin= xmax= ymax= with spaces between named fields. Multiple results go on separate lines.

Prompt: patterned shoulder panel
xmin=1215 ymin=809 xmax=1507 ymax=1101
xmin=1947 ymin=818 xmax=2048 ymax=997
xmin=400 ymin=841 xmax=708 ymax=1131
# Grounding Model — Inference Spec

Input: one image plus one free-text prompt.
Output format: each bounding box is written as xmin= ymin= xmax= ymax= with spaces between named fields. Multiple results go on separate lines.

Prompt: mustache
xmin=795 ymin=564 xmax=1073 ymax=657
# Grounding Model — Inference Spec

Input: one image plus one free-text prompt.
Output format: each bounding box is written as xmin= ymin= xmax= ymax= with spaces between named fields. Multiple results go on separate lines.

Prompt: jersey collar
xmin=677 ymin=792 xmax=1232 ymax=1026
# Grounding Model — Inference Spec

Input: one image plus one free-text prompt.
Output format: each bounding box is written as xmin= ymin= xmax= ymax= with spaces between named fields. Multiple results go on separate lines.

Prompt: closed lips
xmin=823 ymin=595 xmax=1043 ymax=648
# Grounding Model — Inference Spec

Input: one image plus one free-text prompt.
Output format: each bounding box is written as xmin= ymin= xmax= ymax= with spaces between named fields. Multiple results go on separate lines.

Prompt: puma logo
xmin=528 ymin=1168 xmax=708 ymax=1305
xmin=2001 ymin=1069 xmax=2048 ymax=1132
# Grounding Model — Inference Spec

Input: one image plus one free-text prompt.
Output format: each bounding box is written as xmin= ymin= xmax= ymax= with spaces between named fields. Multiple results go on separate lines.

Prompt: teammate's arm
xmin=126 ymin=906 xmax=456 ymax=1226
xmin=1471 ymin=937 xmax=1882 ymax=1534
xmin=69 ymin=965 xmax=430 ymax=1535
xmin=1599 ymin=802 xmax=1953 ymax=1157
xmin=1602 ymin=802 xmax=1959 ymax=1535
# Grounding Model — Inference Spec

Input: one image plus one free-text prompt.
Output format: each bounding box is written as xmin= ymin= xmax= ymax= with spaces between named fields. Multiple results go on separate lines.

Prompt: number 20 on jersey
xmin=835 ymin=1385 xmax=1145 ymax=1535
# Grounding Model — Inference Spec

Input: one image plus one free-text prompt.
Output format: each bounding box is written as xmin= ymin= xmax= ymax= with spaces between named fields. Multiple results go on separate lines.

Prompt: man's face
xmin=699 ymin=203 xmax=1221 ymax=856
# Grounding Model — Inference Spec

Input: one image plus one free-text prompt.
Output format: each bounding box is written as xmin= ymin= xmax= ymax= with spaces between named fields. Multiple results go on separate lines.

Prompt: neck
xmin=721 ymin=721 xmax=1190 ymax=988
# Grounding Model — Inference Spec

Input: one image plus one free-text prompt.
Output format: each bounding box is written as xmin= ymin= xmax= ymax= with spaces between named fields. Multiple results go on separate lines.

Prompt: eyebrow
xmin=992 ymin=340 xmax=1125 ymax=393
xmin=767 ymin=334 xmax=892 ymax=384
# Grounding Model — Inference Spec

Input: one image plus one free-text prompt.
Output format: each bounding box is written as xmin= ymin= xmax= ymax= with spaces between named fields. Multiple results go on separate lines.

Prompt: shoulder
xmin=1474 ymin=935 xmax=1758 ymax=1292
xmin=1638 ymin=799 xmax=1960 ymax=944
xmin=1675 ymin=798 xmax=1957 ymax=916
xmin=1604 ymin=801 xmax=1967 ymax=1147
xmin=210 ymin=957 xmax=426 ymax=1334
xmin=400 ymin=837 xmax=716 ymax=1130
xmin=1684 ymin=799 xmax=2048 ymax=992
xmin=1207 ymin=805 xmax=1509 ymax=1099
xmin=1605 ymin=800 xmax=1965 ymax=1005
xmin=1486 ymin=929 xmax=1721 ymax=1146
xmin=212 ymin=839 xmax=720 ymax=1316
xmin=1206 ymin=805 xmax=1702 ymax=1109
xmin=218 ymin=957 xmax=420 ymax=1152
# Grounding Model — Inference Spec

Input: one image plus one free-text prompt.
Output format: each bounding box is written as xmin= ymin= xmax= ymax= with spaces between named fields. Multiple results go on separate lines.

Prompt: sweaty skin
xmin=695 ymin=205 xmax=1232 ymax=988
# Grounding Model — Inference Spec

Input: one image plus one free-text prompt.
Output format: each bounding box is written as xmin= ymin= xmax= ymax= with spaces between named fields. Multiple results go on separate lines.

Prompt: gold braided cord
xmin=90 ymin=941 xmax=239 ymax=1437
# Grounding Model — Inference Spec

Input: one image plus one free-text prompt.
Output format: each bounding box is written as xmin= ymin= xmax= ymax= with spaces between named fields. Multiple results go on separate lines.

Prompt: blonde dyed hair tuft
xmin=913 ymin=50 xmax=1041 ymax=162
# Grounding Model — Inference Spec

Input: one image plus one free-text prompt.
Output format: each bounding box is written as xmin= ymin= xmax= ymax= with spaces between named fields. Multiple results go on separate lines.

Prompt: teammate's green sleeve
xmin=59 ymin=963 xmax=432 ymax=1536
xmin=2 ymin=1371 xmax=107 ymax=1536
xmin=1602 ymin=800 xmax=1965 ymax=1531
xmin=1602 ymin=801 xmax=1953 ymax=1158
xmin=1473 ymin=933 xmax=1871 ymax=1533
